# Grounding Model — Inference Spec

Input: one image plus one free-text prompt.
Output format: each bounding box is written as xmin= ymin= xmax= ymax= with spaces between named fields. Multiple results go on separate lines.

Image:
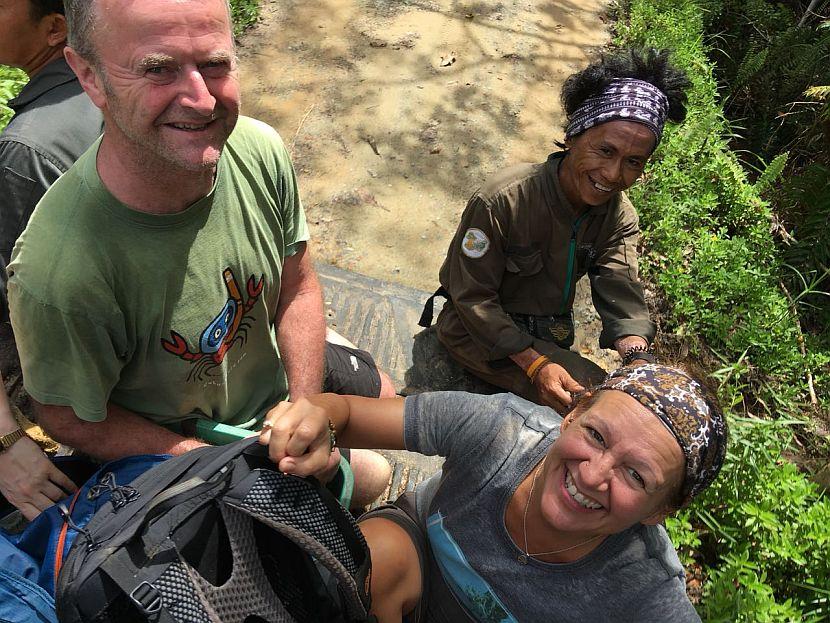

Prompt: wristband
xmin=529 ymin=361 xmax=551 ymax=384
xmin=525 ymin=355 xmax=550 ymax=381
xmin=622 ymin=344 xmax=656 ymax=366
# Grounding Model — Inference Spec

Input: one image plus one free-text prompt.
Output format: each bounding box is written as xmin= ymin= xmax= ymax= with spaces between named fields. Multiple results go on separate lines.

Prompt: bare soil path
xmin=238 ymin=0 xmax=617 ymax=370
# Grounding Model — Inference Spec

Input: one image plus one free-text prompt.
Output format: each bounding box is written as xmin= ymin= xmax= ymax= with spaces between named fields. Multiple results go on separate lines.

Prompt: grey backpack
xmin=55 ymin=437 xmax=375 ymax=623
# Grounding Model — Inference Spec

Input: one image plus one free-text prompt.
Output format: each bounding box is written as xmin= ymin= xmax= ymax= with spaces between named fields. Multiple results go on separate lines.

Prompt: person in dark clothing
xmin=0 ymin=0 xmax=104 ymax=266
xmin=0 ymin=0 xmax=101 ymax=519
xmin=423 ymin=49 xmax=691 ymax=411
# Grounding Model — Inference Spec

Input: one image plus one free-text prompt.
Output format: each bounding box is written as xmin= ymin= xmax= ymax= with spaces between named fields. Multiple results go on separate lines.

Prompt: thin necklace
xmin=518 ymin=456 xmax=603 ymax=565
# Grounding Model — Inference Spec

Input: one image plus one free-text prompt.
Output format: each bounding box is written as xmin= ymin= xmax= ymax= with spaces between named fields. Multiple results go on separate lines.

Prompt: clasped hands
xmin=258 ymin=398 xmax=335 ymax=479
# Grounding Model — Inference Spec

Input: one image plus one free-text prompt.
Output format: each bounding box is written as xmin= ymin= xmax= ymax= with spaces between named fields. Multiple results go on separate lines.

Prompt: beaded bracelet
xmin=328 ymin=419 xmax=337 ymax=453
xmin=621 ymin=344 xmax=656 ymax=366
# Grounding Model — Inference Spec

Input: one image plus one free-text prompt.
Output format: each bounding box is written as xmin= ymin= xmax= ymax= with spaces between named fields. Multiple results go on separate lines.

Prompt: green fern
xmin=805 ymin=86 xmax=830 ymax=99
xmin=755 ymin=152 xmax=789 ymax=193
xmin=733 ymin=46 xmax=769 ymax=91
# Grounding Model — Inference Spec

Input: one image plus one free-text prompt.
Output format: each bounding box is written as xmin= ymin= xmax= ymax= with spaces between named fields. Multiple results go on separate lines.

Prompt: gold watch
xmin=0 ymin=428 xmax=27 ymax=451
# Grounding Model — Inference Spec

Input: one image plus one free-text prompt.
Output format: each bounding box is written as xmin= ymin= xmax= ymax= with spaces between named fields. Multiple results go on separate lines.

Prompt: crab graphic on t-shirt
xmin=161 ymin=267 xmax=264 ymax=382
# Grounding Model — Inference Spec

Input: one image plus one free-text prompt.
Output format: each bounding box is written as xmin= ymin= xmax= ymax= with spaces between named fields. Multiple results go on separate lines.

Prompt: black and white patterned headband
xmin=565 ymin=78 xmax=670 ymax=145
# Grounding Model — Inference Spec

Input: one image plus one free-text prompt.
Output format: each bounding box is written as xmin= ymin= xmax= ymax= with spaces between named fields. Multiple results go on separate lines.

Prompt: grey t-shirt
xmin=403 ymin=391 xmax=700 ymax=623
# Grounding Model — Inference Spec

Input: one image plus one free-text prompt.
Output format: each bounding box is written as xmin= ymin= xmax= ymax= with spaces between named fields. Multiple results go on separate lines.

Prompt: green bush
xmin=0 ymin=66 xmax=26 ymax=130
xmin=230 ymin=0 xmax=260 ymax=36
xmin=670 ymin=417 xmax=830 ymax=622
xmin=616 ymin=0 xmax=830 ymax=620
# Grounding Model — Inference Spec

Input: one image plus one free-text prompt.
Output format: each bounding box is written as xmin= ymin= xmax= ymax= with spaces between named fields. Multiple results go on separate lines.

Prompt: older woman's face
xmin=559 ymin=120 xmax=656 ymax=211
xmin=537 ymin=390 xmax=684 ymax=537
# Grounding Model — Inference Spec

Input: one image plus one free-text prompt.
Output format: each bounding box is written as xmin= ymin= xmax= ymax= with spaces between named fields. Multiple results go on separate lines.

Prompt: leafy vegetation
xmin=700 ymin=0 xmax=830 ymax=377
xmin=229 ymin=0 xmax=260 ymax=37
xmin=615 ymin=0 xmax=830 ymax=619
xmin=0 ymin=66 xmax=26 ymax=129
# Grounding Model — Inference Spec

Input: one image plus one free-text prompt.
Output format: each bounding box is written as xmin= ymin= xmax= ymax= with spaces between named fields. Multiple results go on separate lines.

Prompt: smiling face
xmin=558 ymin=120 xmax=656 ymax=211
xmin=72 ymin=0 xmax=240 ymax=173
xmin=537 ymin=390 xmax=685 ymax=537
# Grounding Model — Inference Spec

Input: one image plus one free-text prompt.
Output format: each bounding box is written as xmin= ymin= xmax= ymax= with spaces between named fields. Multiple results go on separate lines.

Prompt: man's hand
xmin=0 ymin=436 xmax=77 ymax=520
xmin=532 ymin=363 xmax=584 ymax=412
xmin=259 ymin=399 xmax=334 ymax=478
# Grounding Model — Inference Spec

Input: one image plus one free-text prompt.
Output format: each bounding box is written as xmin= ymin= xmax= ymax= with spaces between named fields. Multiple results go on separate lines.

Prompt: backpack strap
xmin=100 ymin=504 xmax=296 ymax=623
xmin=53 ymin=487 xmax=84 ymax=582
xmin=98 ymin=550 xmax=179 ymax=623
xmin=225 ymin=467 xmax=373 ymax=620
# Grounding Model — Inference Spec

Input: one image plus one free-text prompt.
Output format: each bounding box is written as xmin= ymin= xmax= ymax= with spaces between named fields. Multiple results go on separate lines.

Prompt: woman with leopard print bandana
xmin=261 ymin=363 xmax=728 ymax=622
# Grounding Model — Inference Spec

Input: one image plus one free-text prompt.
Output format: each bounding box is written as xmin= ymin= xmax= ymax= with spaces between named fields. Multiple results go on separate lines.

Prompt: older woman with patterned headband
xmin=418 ymin=49 xmax=692 ymax=412
xmin=260 ymin=363 xmax=727 ymax=622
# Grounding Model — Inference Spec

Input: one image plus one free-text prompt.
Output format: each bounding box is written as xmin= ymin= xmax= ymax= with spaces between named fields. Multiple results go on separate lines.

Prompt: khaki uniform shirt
xmin=436 ymin=151 xmax=655 ymax=365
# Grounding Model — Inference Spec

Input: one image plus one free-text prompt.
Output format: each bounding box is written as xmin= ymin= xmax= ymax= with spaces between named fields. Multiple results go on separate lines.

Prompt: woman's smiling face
xmin=538 ymin=390 xmax=685 ymax=537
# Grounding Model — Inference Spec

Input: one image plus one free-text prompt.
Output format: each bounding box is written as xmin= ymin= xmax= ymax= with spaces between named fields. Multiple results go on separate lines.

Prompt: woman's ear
xmin=562 ymin=390 xmax=593 ymax=427
xmin=561 ymin=400 xmax=587 ymax=431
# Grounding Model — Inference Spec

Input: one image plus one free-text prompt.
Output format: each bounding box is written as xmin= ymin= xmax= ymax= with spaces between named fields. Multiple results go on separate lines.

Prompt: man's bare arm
xmin=35 ymin=401 xmax=207 ymax=462
xmin=274 ymin=243 xmax=326 ymax=400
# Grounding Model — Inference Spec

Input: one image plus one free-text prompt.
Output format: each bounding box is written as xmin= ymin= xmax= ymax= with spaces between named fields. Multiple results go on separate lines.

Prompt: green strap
xmin=559 ymin=212 xmax=589 ymax=315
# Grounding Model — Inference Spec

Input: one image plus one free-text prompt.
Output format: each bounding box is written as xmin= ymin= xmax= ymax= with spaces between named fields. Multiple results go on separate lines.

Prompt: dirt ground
xmin=238 ymin=0 xmax=618 ymax=370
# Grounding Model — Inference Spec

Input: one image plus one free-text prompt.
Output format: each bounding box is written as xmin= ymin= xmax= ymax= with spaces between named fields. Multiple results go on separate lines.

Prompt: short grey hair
xmin=64 ymin=0 xmax=99 ymax=63
xmin=64 ymin=0 xmax=235 ymax=65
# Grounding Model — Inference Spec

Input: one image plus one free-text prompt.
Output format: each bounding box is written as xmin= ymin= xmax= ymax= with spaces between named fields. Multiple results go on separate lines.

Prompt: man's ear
xmin=44 ymin=13 xmax=67 ymax=47
xmin=64 ymin=47 xmax=107 ymax=110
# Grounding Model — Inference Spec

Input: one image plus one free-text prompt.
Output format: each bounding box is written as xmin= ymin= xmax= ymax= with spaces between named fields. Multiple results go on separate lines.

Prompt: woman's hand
xmin=0 ymin=435 xmax=77 ymax=520
xmin=533 ymin=363 xmax=584 ymax=412
xmin=258 ymin=397 xmax=336 ymax=478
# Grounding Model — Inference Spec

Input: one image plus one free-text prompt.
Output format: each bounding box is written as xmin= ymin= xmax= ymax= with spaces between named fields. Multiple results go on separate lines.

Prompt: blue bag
xmin=3 ymin=454 xmax=169 ymax=596
xmin=0 ymin=534 xmax=56 ymax=623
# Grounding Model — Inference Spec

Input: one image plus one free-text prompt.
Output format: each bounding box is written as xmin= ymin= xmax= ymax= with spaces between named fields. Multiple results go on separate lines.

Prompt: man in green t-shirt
xmin=6 ymin=0 xmax=394 ymax=506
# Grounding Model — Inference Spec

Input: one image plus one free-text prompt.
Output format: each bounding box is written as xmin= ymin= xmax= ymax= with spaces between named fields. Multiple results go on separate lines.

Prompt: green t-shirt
xmin=7 ymin=116 xmax=308 ymax=428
